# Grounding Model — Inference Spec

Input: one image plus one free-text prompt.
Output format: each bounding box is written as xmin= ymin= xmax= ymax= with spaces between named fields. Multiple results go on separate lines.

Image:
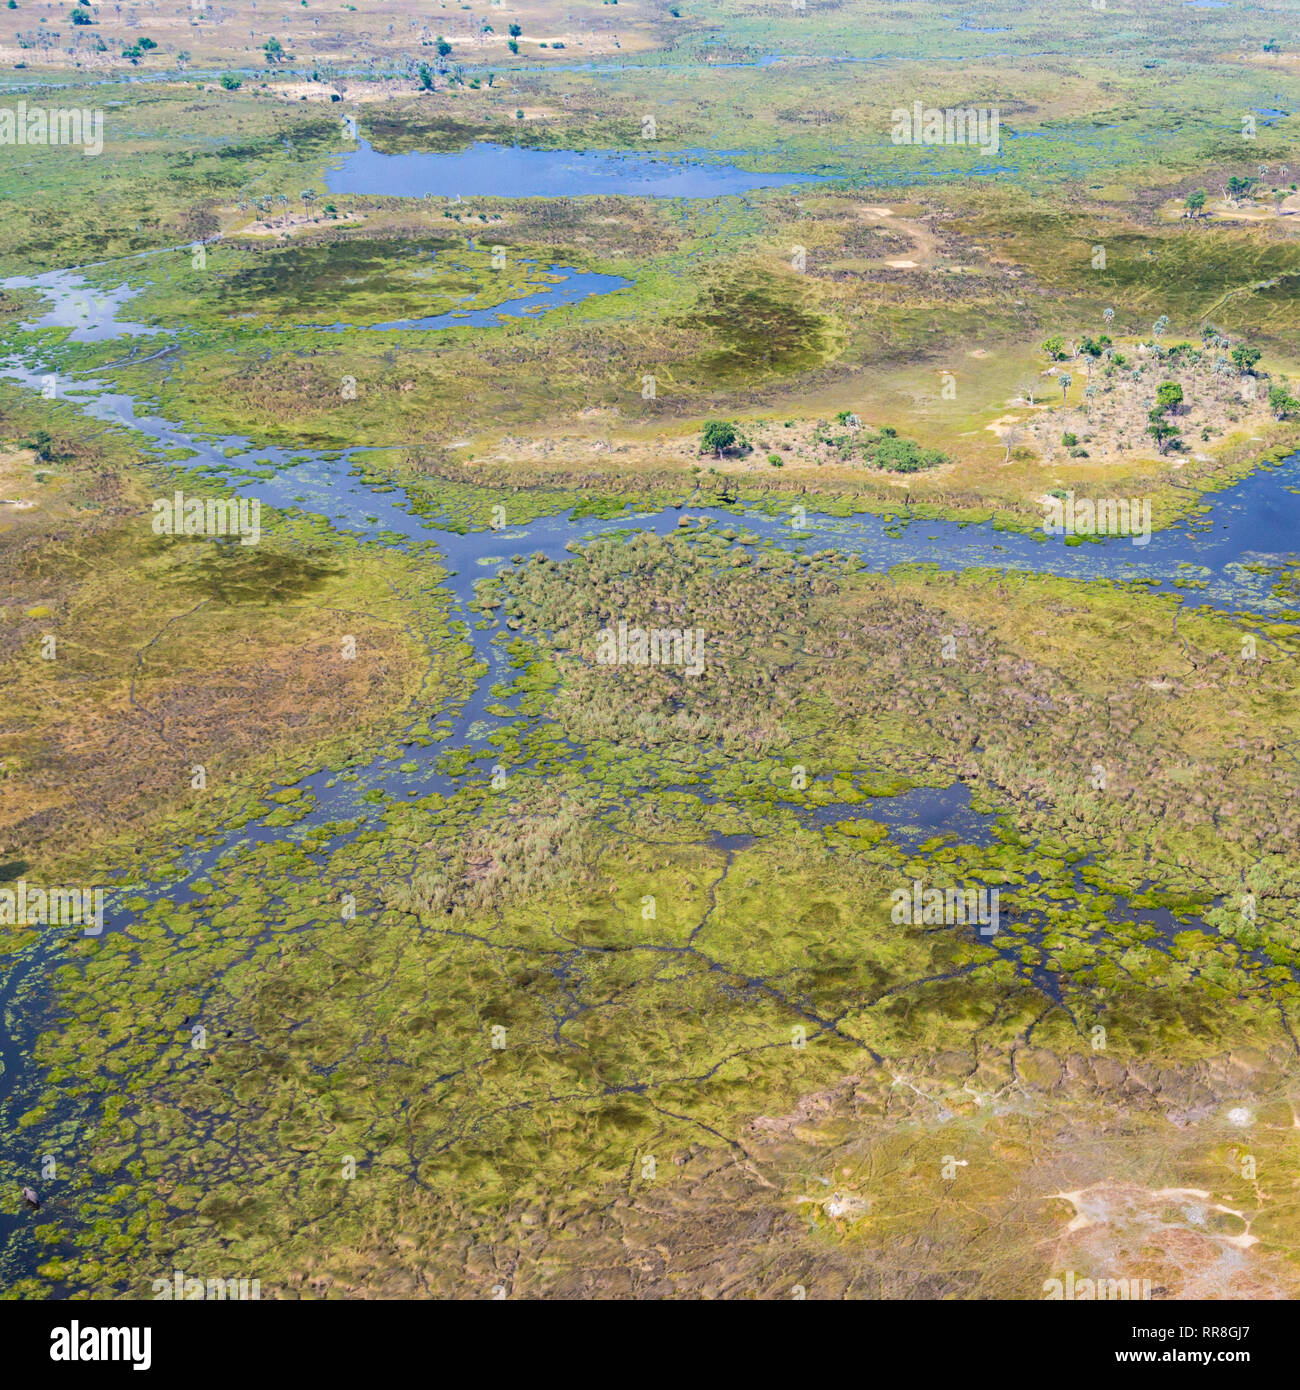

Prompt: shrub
xmin=1230 ymin=344 xmax=1262 ymax=375
xmin=1154 ymin=381 xmax=1184 ymax=412
xmin=860 ymin=430 xmax=946 ymax=473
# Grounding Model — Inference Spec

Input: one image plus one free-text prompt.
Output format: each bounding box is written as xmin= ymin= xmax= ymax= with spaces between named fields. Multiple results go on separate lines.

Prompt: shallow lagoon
xmin=325 ymin=138 xmax=826 ymax=199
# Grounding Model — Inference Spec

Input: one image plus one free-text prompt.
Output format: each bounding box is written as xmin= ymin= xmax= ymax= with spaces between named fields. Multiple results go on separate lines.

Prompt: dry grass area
xmin=0 ymin=0 xmax=648 ymax=72
xmin=1012 ymin=340 xmax=1283 ymax=470
xmin=0 ymin=411 xmax=446 ymax=865
xmin=0 ymin=521 xmax=428 ymax=862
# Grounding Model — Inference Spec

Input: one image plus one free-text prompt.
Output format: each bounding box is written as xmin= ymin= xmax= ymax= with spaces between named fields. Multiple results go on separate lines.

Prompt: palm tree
xmin=1059 ymin=372 xmax=1072 ymax=405
xmin=301 ymin=188 xmax=317 ymax=217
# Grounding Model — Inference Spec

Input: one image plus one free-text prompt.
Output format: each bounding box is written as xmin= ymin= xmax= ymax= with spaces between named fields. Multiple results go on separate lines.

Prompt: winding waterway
xmin=0 ymin=242 xmax=1296 ymax=1285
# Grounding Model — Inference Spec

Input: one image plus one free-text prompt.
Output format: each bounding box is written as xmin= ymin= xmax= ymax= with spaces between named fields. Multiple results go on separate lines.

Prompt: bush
xmin=859 ymin=430 xmax=946 ymax=473
xmin=1231 ymin=344 xmax=1262 ymax=375
xmin=1155 ymin=381 xmax=1184 ymax=412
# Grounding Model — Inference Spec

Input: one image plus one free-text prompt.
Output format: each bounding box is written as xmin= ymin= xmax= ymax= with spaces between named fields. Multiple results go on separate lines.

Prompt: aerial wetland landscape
xmin=0 ymin=0 xmax=1299 ymax=1318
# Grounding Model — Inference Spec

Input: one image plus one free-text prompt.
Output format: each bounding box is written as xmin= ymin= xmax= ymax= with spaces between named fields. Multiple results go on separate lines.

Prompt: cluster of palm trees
xmin=234 ymin=188 xmax=319 ymax=225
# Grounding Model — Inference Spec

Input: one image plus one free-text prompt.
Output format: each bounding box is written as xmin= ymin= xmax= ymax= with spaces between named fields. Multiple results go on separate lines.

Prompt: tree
xmin=507 ymin=38 xmax=518 ymax=54
xmin=1103 ymin=306 xmax=1114 ymax=330
xmin=1001 ymin=423 xmax=1021 ymax=462
xmin=1151 ymin=314 xmax=1169 ymax=341
xmin=1146 ymin=408 xmax=1180 ymax=454
xmin=436 ymin=36 xmax=452 ymax=57
xmin=1185 ymin=188 xmax=1207 ymax=218
xmin=1227 ymin=174 xmax=1255 ymax=201
xmin=69 ymin=5 xmax=92 ymax=22
xmin=219 ymin=73 xmax=242 ymax=90
xmin=1267 ymin=383 xmax=1298 ymax=419
xmin=1059 ymin=372 xmax=1072 ymax=405
xmin=1042 ymin=335 xmax=1066 ymax=361
xmin=263 ymin=36 xmax=285 ymax=63
xmin=1155 ymin=381 xmax=1184 ymax=412
xmin=1231 ymin=343 xmax=1262 ymax=375
xmin=508 ymin=22 xmax=522 ymax=36
xmin=418 ymin=64 xmax=434 ymax=89
xmin=301 ymin=188 xmax=316 ymax=216
xmin=700 ymin=420 xmax=738 ymax=458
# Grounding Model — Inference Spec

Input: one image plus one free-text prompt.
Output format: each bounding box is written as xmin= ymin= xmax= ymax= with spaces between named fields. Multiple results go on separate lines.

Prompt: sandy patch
xmin=236 ymin=212 xmax=365 ymax=239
